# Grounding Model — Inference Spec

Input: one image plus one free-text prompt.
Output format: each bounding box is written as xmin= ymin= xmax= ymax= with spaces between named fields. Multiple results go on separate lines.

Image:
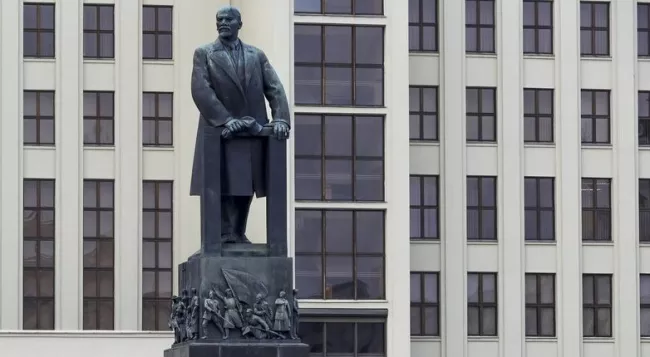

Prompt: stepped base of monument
xmin=164 ymin=341 xmax=310 ymax=357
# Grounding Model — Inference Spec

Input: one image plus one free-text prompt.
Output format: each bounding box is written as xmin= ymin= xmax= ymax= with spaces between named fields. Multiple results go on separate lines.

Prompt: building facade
xmin=4 ymin=0 xmax=650 ymax=357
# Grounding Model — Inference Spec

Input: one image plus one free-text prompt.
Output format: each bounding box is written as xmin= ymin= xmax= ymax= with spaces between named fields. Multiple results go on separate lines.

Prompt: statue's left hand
xmin=272 ymin=121 xmax=290 ymax=140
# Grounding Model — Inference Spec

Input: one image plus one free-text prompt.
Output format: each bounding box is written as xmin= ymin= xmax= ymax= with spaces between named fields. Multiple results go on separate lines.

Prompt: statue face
xmin=216 ymin=10 xmax=242 ymax=41
xmin=279 ymin=291 xmax=286 ymax=298
xmin=209 ymin=290 xmax=214 ymax=298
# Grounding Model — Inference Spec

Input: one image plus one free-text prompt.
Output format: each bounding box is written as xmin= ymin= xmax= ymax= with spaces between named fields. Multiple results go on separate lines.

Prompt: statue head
xmin=279 ymin=290 xmax=286 ymax=298
xmin=216 ymin=6 xmax=242 ymax=42
xmin=191 ymin=288 xmax=197 ymax=295
xmin=172 ymin=295 xmax=179 ymax=302
xmin=292 ymin=288 xmax=298 ymax=296
xmin=181 ymin=289 xmax=188 ymax=297
xmin=255 ymin=293 xmax=264 ymax=301
xmin=208 ymin=289 xmax=215 ymax=298
xmin=225 ymin=288 xmax=234 ymax=297
xmin=245 ymin=308 xmax=253 ymax=316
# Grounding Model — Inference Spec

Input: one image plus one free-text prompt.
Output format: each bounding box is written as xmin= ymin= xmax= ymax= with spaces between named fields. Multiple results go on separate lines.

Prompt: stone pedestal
xmin=164 ymin=341 xmax=309 ymax=357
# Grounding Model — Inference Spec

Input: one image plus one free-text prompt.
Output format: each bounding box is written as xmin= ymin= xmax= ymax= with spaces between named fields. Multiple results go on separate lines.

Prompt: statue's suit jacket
xmin=190 ymin=39 xmax=290 ymax=198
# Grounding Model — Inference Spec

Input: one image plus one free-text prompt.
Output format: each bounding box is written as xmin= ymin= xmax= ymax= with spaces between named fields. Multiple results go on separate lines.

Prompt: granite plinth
xmin=178 ymin=254 xmax=295 ymax=340
xmin=164 ymin=341 xmax=309 ymax=357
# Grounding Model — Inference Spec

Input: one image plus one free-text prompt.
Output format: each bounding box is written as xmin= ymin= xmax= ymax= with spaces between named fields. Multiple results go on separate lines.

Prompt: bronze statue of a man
xmin=190 ymin=6 xmax=290 ymax=244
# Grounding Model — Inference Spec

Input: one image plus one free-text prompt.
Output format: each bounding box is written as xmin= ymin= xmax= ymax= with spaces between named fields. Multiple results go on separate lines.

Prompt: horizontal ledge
xmin=293 ymin=15 xmax=386 ymax=26
xmin=0 ymin=331 xmax=171 ymax=338
xmin=300 ymin=308 xmax=388 ymax=318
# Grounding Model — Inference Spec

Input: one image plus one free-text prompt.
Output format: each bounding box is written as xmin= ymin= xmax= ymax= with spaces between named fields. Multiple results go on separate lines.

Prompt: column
xmin=612 ymin=0 xmax=640 ymax=355
xmin=556 ymin=2 xmax=582 ymax=356
xmin=174 ymin=0 xmax=230 ymax=263
xmin=498 ymin=0 xmax=525 ymax=356
xmin=57 ymin=0 xmax=83 ymax=330
xmin=440 ymin=0 xmax=467 ymax=356
xmin=115 ymin=0 xmax=142 ymax=330
xmin=0 ymin=0 xmax=22 ymax=330
xmin=383 ymin=1 xmax=411 ymax=356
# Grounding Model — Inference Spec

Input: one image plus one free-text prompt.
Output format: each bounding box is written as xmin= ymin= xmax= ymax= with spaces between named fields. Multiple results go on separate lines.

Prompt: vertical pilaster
xmin=498 ymin=0 xmax=525 ymax=356
xmin=57 ymin=0 xmax=83 ymax=330
xmin=556 ymin=1 xmax=582 ymax=356
xmin=115 ymin=0 xmax=142 ymax=330
xmin=0 ymin=0 xmax=22 ymax=330
xmin=440 ymin=0 xmax=467 ymax=356
xmin=612 ymin=0 xmax=640 ymax=355
xmin=384 ymin=0 xmax=411 ymax=356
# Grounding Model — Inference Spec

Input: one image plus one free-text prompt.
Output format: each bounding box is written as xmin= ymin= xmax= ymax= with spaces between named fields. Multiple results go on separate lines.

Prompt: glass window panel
xmin=295 ymin=210 xmax=322 ymax=253
xmin=467 ymin=274 xmax=479 ymax=303
xmin=324 ymin=159 xmax=353 ymax=200
xmin=355 ymin=27 xmax=383 ymax=65
xmin=142 ymin=7 xmax=156 ymax=32
xmin=83 ymin=241 xmax=97 ymax=268
xmin=84 ymin=6 xmax=98 ymax=30
xmin=466 ymin=115 xmax=480 ymax=141
xmin=324 ymin=116 xmax=352 ymax=156
xmin=481 ymin=115 xmax=495 ymax=141
xmin=24 ymin=240 xmax=37 ymax=267
xmin=594 ymin=4 xmax=608 ymax=27
xmin=324 ymin=26 xmax=352 ymax=63
xmin=157 ymin=7 xmax=173 ymax=31
xmin=295 ymin=159 xmax=322 ymax=201
xmin=158 ymin=120 xmax=173 ymax=145
xmin=424 ymin=274 xmax=438 ymax=303
xmin=523 ymin=29 xmax=536 ymax=53
xmin=294 ymin=25 xmax=321 ymax=63
xmin=356 ymin=256 xmax=383 ymax=299
xmin=410 ymin=274 xmax=421 ymax=302
xmin=479 ymin=0 xmax=494 ymax=24
xmin=97 ymin=240 xmax=113 ymax=268
xmin=355 ymin=116 xmax=383 ymax=157
xmin=422 ymin=0 xmax=437 ymax=23
xmin=325 ymin=256 xmax=354 ymax=299
xmin=525 ymin=210 xmax=537 ymax=240
xmin=583 ymin=276 xmax=594 ymax=303
xmin=294 ymin=66 xmax=322 ymax=105
xmin=39 ymin=270 xmax=54 ymax=297
xmin=23 ymin=270 xmax=38 ymax=297
xmin=158 ymin=241 xmax=172 ymax=269
xmin=325 ymin=211 xmax=353 ymax=253
xmin=157 ymin=212 xmax=172 ymax=239
xmin=158 ymin=271 xmax=172 ymax=298
xmin=40 ymin=33 xmax=55 ymax=57
xmin=324 ymin=67 xmax=352 ymax=105
xmin=23 ymin=32 xmax=38 ymax=57
xmin=355 ymin=67 xmax=383 ymax=106
xmin=482 ymin=307 xmax=497 ymax=335
xmin=539 ymin=211 xmax=554 ymax=240
xmin=423 ymin=208 xmax=438 ymax=238
xmin=356 ymin=211 xmax=384 ymax=254
xmin=410 ymin=306 xmax=421 ymax=334
xmin=83 ymin=211 xmax=97 ymax=238
xmin=410 ymin=208 xmax=421 ymax=238
xmin=467 ymin=306 xmax=480 ymax=335
xmin=409 ymin=26 xmax=420 ymax=51
xmin=482 ymin=274 xmax=496 ymax=302
xmin=540 ymin=275 xmax=555 ymax=304
xmin=538 ymin=29 xmax=553 ymax=53
xmin=99 ymin=6 xmax=114 ymax=31
xmin=410 ymin=114 xmax=421 ymax=139
xmin=295 ymin=255 xmax=323 ymax=299
xmin=157 ymin=34 xmax=172 ymax=59
xmin=580 ymin=30 xmax=592 ymax=55
xmin=525 ymin=307 xmax=537 ymax=336
xmin=640 ymin=32 xmax=650 ymax=56
xmin=540 ymin=307 xmax=555 ymax=336
xmin=466 ymin=0 xmax=477 ymax=24
xmin=84 ymin=33 xmax=98 ymax=57
xmin=327 ymin=322 xmax=355 ymax=353
xmin=422 ymin=26 xmax=437 ymax=51
xmin=39 ymin=5 xmax=55 ymax=29
xmin=422 ymin=114 xmax=437 ymax=140
xmin=596 ymin=307 xmax=611 ymax=336
xmin=641 ymin=308 xmax=650 ymax=336
xmin=479 ymin=28 xmax=494 ymax=52
xmin=410 ymin=176 xmax=421 ymax=205
xmin=424 ymin=307 xmax=438 ymax=335
xmin=525 ymin=275 xmax=537 ymax=303
xmin=24 ymin=5 xmax=38 ymax=28
xmin=355 ymin=160 xmax=383 ymax=201
xmin=296 ymin=0 xmax=321 ymax=13
xmin=580 ymin=3 xmax=592 ymax=27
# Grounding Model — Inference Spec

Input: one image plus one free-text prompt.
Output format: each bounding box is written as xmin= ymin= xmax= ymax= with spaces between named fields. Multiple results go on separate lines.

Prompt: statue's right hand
xmin=225 ymin=118 xmax=245 ymax=133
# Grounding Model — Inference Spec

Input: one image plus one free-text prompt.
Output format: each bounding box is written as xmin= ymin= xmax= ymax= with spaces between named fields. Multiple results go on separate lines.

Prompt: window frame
xmin=294 ymin=113 xmax=385 ymax=202
xmin=23 ymin=3 xmax=55 ymax=58
xmin=525 ymin=273 xmax=556 ymax=337
xmin=23 ymin=179 xmax=55 ymax=330
xmin=467 ymin=272 xmax=498 ymax=337
xmin=410 ymin=272 xmax=440 ymax=336
xmin=639 ymin=3 xmax=650 ymax=57
xmin=294 ymin=24 xmax=385 ymax=107
xmin=294 ymin=209 xmax=386 ymax=300
xmin=82 ymin=179 xmax=115 ymax=330
xmin=465 ymin=0 xmax=496 ymax=53
xmin=640 ymin=274 xmax=650 ymax=337
xmin=582 ymin=274 xmax=612 ymax=338
xmin=639 ymin=91 xmax=650 ymax=146
xmin=23 ymin=90 xmax=55 ymax=146
xmin=82 ymin=4 xmax=115 ymax=59
xmin=409 ymin=86 xmax=439 ymax=141
xmin=83 ymin=91 xmax=115 ymax=146
xmin=523 ymin=0 xmax=554 ymax=55
xmin=409 ymin=0 xmax=439 ymax=52
xmin=523 ymin=88 xmax=554 ymax=143
xmin=580 ymin=1 xmax=610 ymax=57
xmin=142 ymin=5 xmax=173 ymax=60
xmin=141 ymin=180 xmax=173 ymax=331
xmin=298 ymin=318 xmax=387 ymax=357
xmin=640 ymin=179 xmax=650 ymax=242
xmin=581 ymin=178 xmax=611 ymax=242
xmin=524 ymin=177 xmax=555 ymax=241
xmin=466 ymin=87 xmax=497 ymax=143
xmin=294 ymin=0 xmax=384 ymax=15
xmin=142 ymin=92 xmax=174 ymax=147
xmin=409 ymin=175 xmax=439 ymax=240
xmin=466 ymin=176 xmax=497 ymax=241
xmin=580 ymin=89 xmax=610 ymax=144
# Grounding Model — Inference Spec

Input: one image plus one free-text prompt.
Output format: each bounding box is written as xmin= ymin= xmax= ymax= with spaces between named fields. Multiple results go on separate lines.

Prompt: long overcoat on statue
xmin=189 ymin=39 xmax=290 ymax=198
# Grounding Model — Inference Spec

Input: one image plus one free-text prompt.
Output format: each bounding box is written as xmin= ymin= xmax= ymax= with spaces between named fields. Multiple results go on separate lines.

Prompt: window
xmin=523 ymin=0 xmax=553 ymax=54
xmin=83 ymin=5 xmax=114 ymax=59
xmin=300 ymin=319 xmax=386 ymax=357
xmin=581 ymin=178 xmax=611 ymax=241
xmin=410 ymin=175 xmax=439 ymax=240
xmin=408 ymin=0 xmax=438 ymax=52
xmin=580 ymin=2 xmax=610 ymax=56
xmin=83 ymin=91 xmax=114 ymax=146
xmin=23 ymin=3 xmax=55 ymax=58
xmin=410 ymin=272 xmax=439 ymax=336
xmin=466 ymin=0 xmax=495 ymax=53
xmin=524 ymin=177 xmax=555 ymax=241
xmin=83 ymin=180 xmax=114 ymax=330
xmin=409 ymin=86 xmax=438 ymax=141
xmin=525 ymin=273 xmax=555 ymax=337
xmin=142 ymin=181 xmax=173 ymax=331
xmin=467 ymin=272 xmax=497 ymax=336
xmin=295 ymin=209 xmax=385 ymax=300
xmin=23 ymin=179 xmax=55 ymax=330
xmin=143 ymin=92 xmax=173 ymax=146
xmin=24 ymin=91 xmax=55 ymax=146
xmin=467 ymin=176 xmax=497 ymax=241
xmin=294 ymin=114 xmax=384 ymax=202
xmin=581 ymin=90 xmax=610 ymax=144
xmin=294 ymin=25 xmax=384 ymax=106
xmin=294 ymin=0 xmax=382 ymax=15
xmin=639 ymin=179 xmax=650 ymax=242
xmin=640 ymin=275 xmax=650 ymax=336
xmin=582 ymin=274 xmax=612 ymax=337
xmin=639 ymin=92 xmax=650 ymax=146
xmin=640 ymin=4 xmax=650 ymax=56
xmin=524 ymin=88 xmax=554 ymax=143
xmin=143 ymin=6 xmax=172 ymax=60
xmin=466 ymin=87 xmax=496 ymax=142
